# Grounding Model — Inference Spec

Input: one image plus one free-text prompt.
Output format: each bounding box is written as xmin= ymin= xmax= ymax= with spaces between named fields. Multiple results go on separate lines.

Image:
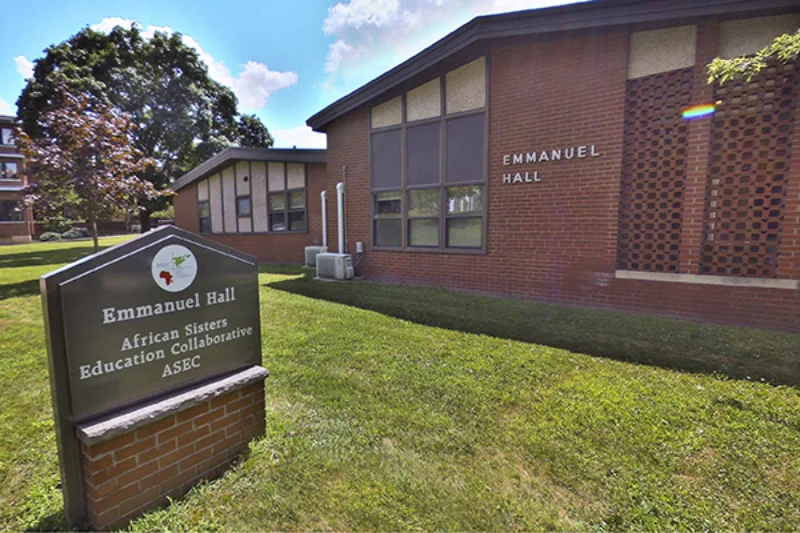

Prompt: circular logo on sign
xmin=151 ymin=244 xmax=197 ymax=292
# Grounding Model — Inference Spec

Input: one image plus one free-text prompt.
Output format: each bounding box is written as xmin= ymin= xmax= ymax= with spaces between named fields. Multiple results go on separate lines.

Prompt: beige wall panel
xmin=445 ymin=57 xmax=486 ymax=114
xmin=628 ymin=25 xmax=696 ymax=79
xmin=268 ymin=162 xmax=285 ymax=191
xmin=238 ymin=217 xmax=252 ymax=233
xmin=221 ymin=165 xmax=237 ymax=233
xmin=371 ymin=96 xmax=402 ymax=128
xmin=197 ymin=178 xmax=209 ymax=201
xmin=407 ymin=78 xmax=441 ymax=122
xmin=719 ymin=15 xmax=800 ymax=59
xmin=235 ymin=161 xmax=250 ymax=195
xmin=209 ymin=173 xmax=223 ymax=233
xmin=287 ymin=163 xmax=305 ymax=189
xmin=251 ymin=161 xmax=268 ymax=232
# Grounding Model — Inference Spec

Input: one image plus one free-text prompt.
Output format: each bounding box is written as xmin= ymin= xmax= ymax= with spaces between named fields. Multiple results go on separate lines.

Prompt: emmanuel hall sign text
xmin=501 ymin=143 xmax=601 ymax=184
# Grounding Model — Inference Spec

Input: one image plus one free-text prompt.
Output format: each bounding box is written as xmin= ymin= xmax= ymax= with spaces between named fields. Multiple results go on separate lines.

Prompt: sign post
xmin=41 ymin=226 xmax=267 ymax=529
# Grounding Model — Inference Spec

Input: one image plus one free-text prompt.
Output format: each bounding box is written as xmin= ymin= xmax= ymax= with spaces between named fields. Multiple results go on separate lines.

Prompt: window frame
xmin=368 ymin=56 xmax=489 ymax=253
xmin=198 ymin=199 xmax=211 ymax=234
xmin=0 ymin=161 xmax=19 ymax=180
xmin=266 ymin=162 xmax=308 ymax=234
xmin=0 ymin=128 xmax=15 ymax=146
xmin=0 ymin=200 xmax=23 ymax=223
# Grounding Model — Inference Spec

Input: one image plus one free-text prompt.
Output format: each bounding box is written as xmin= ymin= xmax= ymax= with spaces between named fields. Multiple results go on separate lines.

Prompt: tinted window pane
xmin=447 ymin=186 xmax=482 ymax=214
xmin=289 ymin=211 xmax=306 ymax=232
xmin=199 ymin=217 xmax=211 ymax=234
xmin=408 ymin=188 xmax=439 ymax=217
xmin=375 ymin=219 xmax=401 ymax=246
xmin=447 ymin=217 xmax=482 ymax=248
xmin=237 ymin=196 xmax=252 ymax=217
xmin=409 ymin=219 xmax=439 ymax=247
xmin=446 ymin=113 xmax=485 ymax=182
xmin=269 ymin=194 xmax=285 ymax=211
xmin=269 ymin=213 xmax=286 ymax=232
xmin=1 ymin=129 xmax=14 ymax=145
xmin=2 ymin=162 xmax=18 ymax=178
xmin=371 ymin=129 xmax=402 ymax=189
xmin=375 ymin=191 xmax=401 ymax=218
xmin=407 ymin=122 xmax=440 ymax=186
xmin=290 ymin=191 xmax=305 ymax=209
xmin=0 ymin=200 xmax=22 ymax=222
xmin=198 ymin=201 xmax=210 ymax=218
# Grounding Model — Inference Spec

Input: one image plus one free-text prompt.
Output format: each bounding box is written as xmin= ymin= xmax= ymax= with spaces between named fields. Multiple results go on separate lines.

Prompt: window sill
xmin=370 ymin=245 xmax=486 ymax=255
xmin=615 ymin=270 xmax=799 ymax=290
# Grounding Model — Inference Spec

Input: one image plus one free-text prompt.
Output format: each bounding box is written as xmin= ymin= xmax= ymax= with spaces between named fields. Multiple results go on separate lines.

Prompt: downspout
xmin=336 ymin=181 xmax=345 ymax=253
xmin=320 ymin=190 xmax=328 ymax=248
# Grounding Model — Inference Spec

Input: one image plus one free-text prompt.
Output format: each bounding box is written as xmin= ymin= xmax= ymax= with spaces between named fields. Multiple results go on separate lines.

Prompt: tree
xmin=708 ymin=30 xmax=800 ymax=84
xmin=16 ymin=24 xmax=273 ymax=231
xmin=17 ymin=87 xmax=166 ymax=252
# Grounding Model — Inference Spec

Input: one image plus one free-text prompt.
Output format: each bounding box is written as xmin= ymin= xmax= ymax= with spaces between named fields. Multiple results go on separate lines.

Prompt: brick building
xmin=173 ymin=147 xmax=327 ymax=263
xmin=0 ymin=115 xmax=34 ymax=243
xmin=175 ymin=0 xmax=800 ymax=332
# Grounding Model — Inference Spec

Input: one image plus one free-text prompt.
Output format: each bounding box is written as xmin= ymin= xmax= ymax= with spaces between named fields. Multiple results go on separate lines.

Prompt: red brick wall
xmin=173 ymin=162 xmax=327 ymax=263
xmin=80 ymin=382 xmax=265 ymax=529
xmin=324 ymin=25 xmax=800 ymax=332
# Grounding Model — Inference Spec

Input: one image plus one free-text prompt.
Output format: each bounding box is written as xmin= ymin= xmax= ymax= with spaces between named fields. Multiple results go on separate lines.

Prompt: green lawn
xmin=1 ymin=238 xmax=800 ymax=531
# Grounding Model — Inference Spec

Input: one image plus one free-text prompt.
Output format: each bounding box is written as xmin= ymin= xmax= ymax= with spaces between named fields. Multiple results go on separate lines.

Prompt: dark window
xmin=446 ymin=114 xmax=484 ymax=183
xmin=267 ymin=164 xmax=306 ymax=233
xmin=0 ymin=162 xmax=18 ymax=179
xmin=374 ymin=191 xmax=402 ymax=246
xmin=237 ymin=196 xmax=252 ymax=217
xmin=445 ymin=186 xmax=483 ymax=248
xmin=371 ymin=129 xmax=402 ymax=189
xmin=198 ymin=200 xmax=211 ymax=233
xmin=0 ymin=200 xmax=23 ymax=222
xmin=407 ymin=122 xmax=440 ymax=186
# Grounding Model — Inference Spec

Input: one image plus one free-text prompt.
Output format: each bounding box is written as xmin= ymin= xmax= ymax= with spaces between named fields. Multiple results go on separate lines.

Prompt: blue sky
xmin=0 ymin=0 xmax=582 ymax=148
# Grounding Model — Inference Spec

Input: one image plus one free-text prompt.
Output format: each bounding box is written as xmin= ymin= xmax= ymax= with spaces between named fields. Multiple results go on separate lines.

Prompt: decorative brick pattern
xmin=80 ymin=382 xmax=266 ymax=529
xmin=701 ymin=61 xmax=798 ymax=277
xmin=617 ymin=67 xmax=693 ymax=273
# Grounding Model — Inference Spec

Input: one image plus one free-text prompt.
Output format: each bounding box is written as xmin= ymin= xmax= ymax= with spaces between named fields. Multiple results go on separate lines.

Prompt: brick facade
xmin=322 ymin=25 xmax=800 ymax=332
xmin=80 ymin=382 xmax=265 ymax=529
xmin=174 ymin=162 xmax=327 ymax=263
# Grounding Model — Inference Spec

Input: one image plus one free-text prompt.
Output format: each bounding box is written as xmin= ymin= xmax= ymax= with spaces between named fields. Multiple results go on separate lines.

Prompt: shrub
xmin=61 ymin=227 xmax=90 ymax=239
xmin=39 ymin=232 xmax=62 ymax=242
xmin=131 ymin=223 xmax=141 ymax=233
xmin=41 ymin=215 xmax=74 ymax=234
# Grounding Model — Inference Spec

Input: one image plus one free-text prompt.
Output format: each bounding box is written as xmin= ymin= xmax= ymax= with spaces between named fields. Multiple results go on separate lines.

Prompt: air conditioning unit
xmin=316 ymin=253 xmax=354 ymax=281
xmin=304 ymin=245 xmax=328 ymax=268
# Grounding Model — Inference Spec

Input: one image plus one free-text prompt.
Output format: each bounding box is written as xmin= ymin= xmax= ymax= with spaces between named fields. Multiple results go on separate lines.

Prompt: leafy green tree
xmin=17 ymin=86 xmax=166 ymax=252
xmin=17 ymin=24 xmax=273 ymax=231
xmin=708 ymin=30 xmax=800 ymax=84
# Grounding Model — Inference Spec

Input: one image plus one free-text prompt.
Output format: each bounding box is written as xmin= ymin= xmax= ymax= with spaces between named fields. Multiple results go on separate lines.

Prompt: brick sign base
xmin=76 ymin=366 xmax=267 ymax=529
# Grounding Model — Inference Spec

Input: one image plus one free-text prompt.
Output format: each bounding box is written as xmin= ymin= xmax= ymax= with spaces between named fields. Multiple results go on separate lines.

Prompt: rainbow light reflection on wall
xmin=682 ymin=103 xmax=716 ymax=119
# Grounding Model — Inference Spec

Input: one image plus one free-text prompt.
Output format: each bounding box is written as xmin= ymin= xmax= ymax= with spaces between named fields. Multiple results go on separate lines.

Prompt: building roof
xmin=173 ymin=147 xmax=326 ymax=191
xmin=306 ymin=0 xmax=800 ymax=132
xmin=0 ymin=115 xmax=16 ymax=126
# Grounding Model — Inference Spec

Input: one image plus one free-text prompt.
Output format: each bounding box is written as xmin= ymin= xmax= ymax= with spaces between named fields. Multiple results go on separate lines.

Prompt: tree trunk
xmin=88 ymin=211 xmax=99 ymax=253
xmin=139 ymin=209 xmax=151 ymax=233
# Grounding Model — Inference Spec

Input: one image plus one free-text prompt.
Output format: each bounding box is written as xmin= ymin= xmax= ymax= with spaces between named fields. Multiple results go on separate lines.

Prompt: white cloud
xmin=322 ymin=0 xmax=586 ymax=87
xmin=0 ymin=98 xmax=13 ymax=115
xmin=90 ymin=18 xmax=298 ymax=111
xmin=271 ymin=126 xmax=327 ymax=149
xmin=14 ymin=56 xmax=33 ymax=79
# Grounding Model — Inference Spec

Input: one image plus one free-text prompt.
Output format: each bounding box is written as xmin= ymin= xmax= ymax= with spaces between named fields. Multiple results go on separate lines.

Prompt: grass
xmin=0 ymin=238 xmax=798 ymax=531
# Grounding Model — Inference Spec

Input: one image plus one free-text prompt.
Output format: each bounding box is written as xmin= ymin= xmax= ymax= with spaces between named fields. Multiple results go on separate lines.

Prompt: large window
xmin=268 ymin=163 xmax=306 ymax=232
xmin=370 ymin=94 xmax=486 ymax=250
xmin=0 ymin=162 xmax=18 ymax=179
xmin=0 ymin=200 xmax=23 ymax=222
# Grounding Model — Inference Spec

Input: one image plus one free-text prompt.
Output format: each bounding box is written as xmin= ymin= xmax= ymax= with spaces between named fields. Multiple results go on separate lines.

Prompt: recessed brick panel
xmin=701 ymin=61 xmax=798 ymax=278
xmin=617 ymin=67 xmax=693 ymax=273
xmin=80 ymin=383 xmax=266 ymax=530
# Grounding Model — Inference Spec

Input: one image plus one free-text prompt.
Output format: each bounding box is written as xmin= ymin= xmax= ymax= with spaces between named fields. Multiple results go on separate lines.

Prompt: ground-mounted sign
xmin=41 ymin=225 xmax=262 ymax=526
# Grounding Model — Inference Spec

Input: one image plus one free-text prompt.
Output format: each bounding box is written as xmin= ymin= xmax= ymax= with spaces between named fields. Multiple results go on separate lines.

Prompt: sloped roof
xmin=172 ymin=147 xmax=326 ymax=191
xmin=306 ymin=0 xmax=800 ymax=132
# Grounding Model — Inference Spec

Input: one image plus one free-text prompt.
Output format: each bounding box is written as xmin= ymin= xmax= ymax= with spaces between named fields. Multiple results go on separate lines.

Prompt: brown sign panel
xmin=41 ymin=226 xmax=262 ymax=526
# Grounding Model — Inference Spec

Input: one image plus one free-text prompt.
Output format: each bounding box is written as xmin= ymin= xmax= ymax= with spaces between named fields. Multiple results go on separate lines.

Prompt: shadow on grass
xmin=266 ymin=270 xmax=800 ymax=387
xmin=0 ymin=245 xmax=106 ymax=269
xmin=0 ymin=279 xmax=40 ymax=301
xmin=25 ymin=510 xmax=67 ymax=532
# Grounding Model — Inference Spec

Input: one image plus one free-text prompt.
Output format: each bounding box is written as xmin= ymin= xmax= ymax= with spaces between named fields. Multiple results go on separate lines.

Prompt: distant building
xmin=175 ymin=0 xmax=800 ymax=332
xmin=0 ymin=115 xmax=33 ymax=244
